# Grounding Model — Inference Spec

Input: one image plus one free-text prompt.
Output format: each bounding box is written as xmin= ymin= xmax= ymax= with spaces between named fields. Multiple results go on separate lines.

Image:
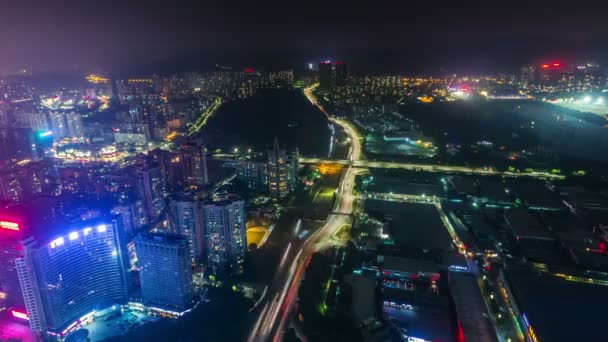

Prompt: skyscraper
xmin=16 ymin=219 xmax=128 ymax=337
xmin=169 ymin=195 xmax=205 ymax=263
xmin=134 ymin=233 xmax=194 ymax=310
xmin=28 ymin=112 xmax=49 ymax=133
xmin=267 ymin=140 xmax=298 ymax=200
xmin=319 ymin=61 xmax=333 ymax=88
xmin=0 ymin=127 xmax=36 ymax=163
xmin=335 ymin=61 xmax=347 ymax=86
xmin=0 ymin=218 xmax=25 ymax=312
xmin=64 ymin=111 xmax=84 ymax=139
xmin=137 ymin=163 xmax=165 ymax=222
xmin=48 ymin=111 xmax=67 ymax=139
xmin=234 ymin=158 xmax=267 ymax=192
xmin=179 ymin=140 xmax=209 ymax=188
xmin=202 ymin=195 xmax=247 ymax=275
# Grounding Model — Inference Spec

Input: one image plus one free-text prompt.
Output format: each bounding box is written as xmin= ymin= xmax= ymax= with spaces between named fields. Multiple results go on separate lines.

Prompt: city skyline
xmin=1 ymin=3 xmax=608 ymax=341
xmin=3 ymin=2 xmax=608 ymax=75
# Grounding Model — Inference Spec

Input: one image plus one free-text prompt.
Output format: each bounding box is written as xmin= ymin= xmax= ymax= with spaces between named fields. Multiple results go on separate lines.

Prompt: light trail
xmin=293 ymin=219 xmax=302 ymax=236
xmin=249 ymin=84 xmax=365 ymax=342
xmin=278 ymin=243 xmax=292 ymax=269
xmin=250 ymin=286 xmax=269 ymax=312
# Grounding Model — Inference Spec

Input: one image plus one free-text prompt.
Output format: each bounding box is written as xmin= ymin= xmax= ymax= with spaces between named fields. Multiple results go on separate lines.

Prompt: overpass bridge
xmin=298 ymin=157 xmax=565 ymax=180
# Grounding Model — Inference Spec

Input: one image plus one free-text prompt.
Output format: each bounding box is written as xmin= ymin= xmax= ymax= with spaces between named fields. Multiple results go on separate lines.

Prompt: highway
xmin=298 ymin=158 xmax=565 ymax=180
xmin=188 ymin=95 xmax=222 ymax=136
xmin=247 ymin=84 xmax=363 ymax=342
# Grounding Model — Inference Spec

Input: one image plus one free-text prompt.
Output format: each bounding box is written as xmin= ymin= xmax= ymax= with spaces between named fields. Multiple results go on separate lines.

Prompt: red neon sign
xmin=11 ymin=310 xmax=29 ymax=320
xmin=541 ymin=64 xmax=550 ymax=69
xmin=553 ymin=63 xmax=561 ymax=67
xmin=0 ymin=221 xmax=19 ymax=231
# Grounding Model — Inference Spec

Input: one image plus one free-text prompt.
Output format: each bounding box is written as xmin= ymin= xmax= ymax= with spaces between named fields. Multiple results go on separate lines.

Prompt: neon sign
xmin=0 ymin=221 xmax=19 ymax=231
xmin=11 ymin=310 xmax=29 ymax=320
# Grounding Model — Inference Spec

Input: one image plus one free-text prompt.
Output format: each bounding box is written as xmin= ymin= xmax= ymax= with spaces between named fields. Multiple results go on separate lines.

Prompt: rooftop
xmin=382 ymin=256 xmax=439 ymax=275
xmin=506 ymin=268 xmax=608 ymax=342
xmin=504 ymin=208 xmax=553 ymax=241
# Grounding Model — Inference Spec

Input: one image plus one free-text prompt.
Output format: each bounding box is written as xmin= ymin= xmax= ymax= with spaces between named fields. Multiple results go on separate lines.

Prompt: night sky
xmin=2 ymin=1 xmax=608 ymax=75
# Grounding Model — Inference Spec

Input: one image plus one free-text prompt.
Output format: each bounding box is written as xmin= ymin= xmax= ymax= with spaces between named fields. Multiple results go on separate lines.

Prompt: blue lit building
xmin=202 ymin=195 xmax=247 ymax=275
xmin=134 ymin=233 xmax=194 ymax=310
xmin=15 ymin=219 xmax=128 ymax=337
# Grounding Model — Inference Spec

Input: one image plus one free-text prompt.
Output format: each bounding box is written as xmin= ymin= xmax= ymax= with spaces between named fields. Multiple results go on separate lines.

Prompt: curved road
xmin=247 ymin=84 xmax=363 ymax=342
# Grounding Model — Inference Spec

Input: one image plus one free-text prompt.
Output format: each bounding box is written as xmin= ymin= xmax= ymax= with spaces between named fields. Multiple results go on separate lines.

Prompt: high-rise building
xmin=134 ymin=233 xmax=194 ymax=310
xmin=48 ymin=111 xmax=68 ymax=139
xmin=0 ymin=128 xmax=35 ymax=163
xmin=137 ymin=164 xmax=165 ymax=222
xmin=180 ymin=140 xmax=209 ymax=188
xmin=267 ymin=140 xmax=298 ymax=200
xmin=64 ymin=111 xmax=84 ymax=139
xmin=234 ymin=159 xmax=267 ymax=192
xmin=202 ymin=195 xmax=247 ymax=275
xmin=0 ymin=217 xmax=25 ymax=312
xmin=319 ymin=61 xmax=333 ymax=88
xmin=0 ymin=171 xmax=24 ymax=202
xmin=169 ymin=195 xmax=205 ymax=263
xmin=335 ymin=61 xmax=347 ymax=86
xmin=28 ymin=112 xmax=49 ymax=133
xmin=16 ymin=219 xmax=128 ymax=337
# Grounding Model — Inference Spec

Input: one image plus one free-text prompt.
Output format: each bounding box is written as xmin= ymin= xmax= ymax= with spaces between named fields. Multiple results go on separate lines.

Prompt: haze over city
xmin=1 ymin=2 xmax=608 ymax=342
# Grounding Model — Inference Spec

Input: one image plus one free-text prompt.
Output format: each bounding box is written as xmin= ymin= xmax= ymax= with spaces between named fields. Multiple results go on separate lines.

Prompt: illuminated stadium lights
xmin=0 ymin=220 xmax=20 ymax=231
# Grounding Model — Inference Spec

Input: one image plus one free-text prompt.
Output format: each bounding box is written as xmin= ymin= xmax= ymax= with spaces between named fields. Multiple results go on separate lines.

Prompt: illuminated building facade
xmin=202 ymin=195 xmax=247 ymax=275
xmin=48 ymin=111 xmax=68 ymax=139
xmin=16 ymin=220 xmax=128 ymax=336
xmin=28 ymin=112 xmax=49 ymax=133
xmin=267 ymin=139 xmax=298 ymax=200
xmin=64 ymin=111 xmax=84 ymax=139
xmin=137 ymin=164 xmax=165 ymax=222
xmin=235 ymin=159 xmax=267 ymax=192
xmin=0 ymin=219 xmax=24 ymax=311
xmin=169 ymin=195 xmax=205 ymax=263
xmin=179 ymin=140 xmax=209 ymax=188
xmin=134 ymin=233 xmax=194 ymax=310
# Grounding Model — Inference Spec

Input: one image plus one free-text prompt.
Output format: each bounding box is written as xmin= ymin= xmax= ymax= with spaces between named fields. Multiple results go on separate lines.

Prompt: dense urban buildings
xmin=2 ymin=3 xmax=608 ymax=341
